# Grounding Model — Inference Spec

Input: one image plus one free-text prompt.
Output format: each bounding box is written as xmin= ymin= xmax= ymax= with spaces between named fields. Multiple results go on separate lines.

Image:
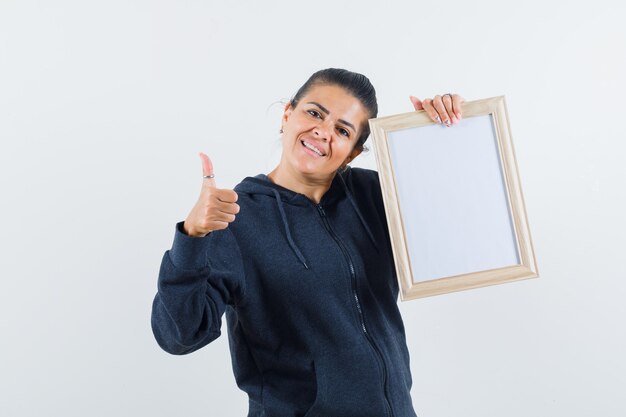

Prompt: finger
xmin=441 ymin=94 xmax=457 ymax=125
xmin=199 ymin=152 xmax=217 ymax=188
xmin=452 ymin=94 xmax=464 ymax=120
xmin=215 ymin=188 xmax=238 ymax=203
xmin=421 ymin=98 xmax=441 ymax=124
xmin=215 ymin=200 xmax=240 ymax=215
xmin=199 ymin=211 xmax=234 ymax=231
xmin=211 ymin=210 xmax=237 ymax=224
xmin=409 ymin=95 xmax=423 ymax=110
xmin=205 ymin=220 xmax=230 ymax=231
xmin=432 ymin=95 xmax=453 ymax=127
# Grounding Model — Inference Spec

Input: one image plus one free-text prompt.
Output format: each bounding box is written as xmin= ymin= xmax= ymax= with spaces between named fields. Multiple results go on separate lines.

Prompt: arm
xmin=150 ymin=221 xmax=246 ymax=355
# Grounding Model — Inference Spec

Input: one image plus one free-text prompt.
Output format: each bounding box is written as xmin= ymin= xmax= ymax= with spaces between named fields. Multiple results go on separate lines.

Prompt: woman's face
xmin=280 ymin=84 xmax=368 ymax=179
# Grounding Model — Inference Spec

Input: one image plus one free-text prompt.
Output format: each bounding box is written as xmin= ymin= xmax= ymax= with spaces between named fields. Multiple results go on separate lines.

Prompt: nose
xmin=313 ymin=117 xmax=333 ymax=141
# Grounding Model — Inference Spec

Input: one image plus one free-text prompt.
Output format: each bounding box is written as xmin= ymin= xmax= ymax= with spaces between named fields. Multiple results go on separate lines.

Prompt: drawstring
xmin=271 ymin=189 xmax=309 ymax=269
xmin=270 ymin=171 xmax=380 ymax=268
xmin=337 ymin=172 xmax=381 ymax=253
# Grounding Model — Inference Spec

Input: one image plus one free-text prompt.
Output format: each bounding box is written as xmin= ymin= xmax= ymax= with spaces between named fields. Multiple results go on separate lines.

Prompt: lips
xmin=300 ymin=139 xmax=326 ymax=157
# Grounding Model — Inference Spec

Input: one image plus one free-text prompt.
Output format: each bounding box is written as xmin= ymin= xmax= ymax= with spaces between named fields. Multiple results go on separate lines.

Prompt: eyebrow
xmin=306 ymin=101 xmax=357 ymax=133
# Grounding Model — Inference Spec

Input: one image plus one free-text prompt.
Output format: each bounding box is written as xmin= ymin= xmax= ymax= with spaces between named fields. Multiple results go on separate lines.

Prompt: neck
xmin=267 ymin=163 xmax=335 ymax=205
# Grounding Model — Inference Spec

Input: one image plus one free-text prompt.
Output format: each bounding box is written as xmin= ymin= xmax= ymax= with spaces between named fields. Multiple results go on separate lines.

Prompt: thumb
xmin=198 ymin=152 xmax=217 ymax=188
xmin=409 ymin=95 xmax=423 ymax=110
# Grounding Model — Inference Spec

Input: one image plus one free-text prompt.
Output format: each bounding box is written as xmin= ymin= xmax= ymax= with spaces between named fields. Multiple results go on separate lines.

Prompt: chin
xmin=291 ymin=159 xmax=330 ymax=177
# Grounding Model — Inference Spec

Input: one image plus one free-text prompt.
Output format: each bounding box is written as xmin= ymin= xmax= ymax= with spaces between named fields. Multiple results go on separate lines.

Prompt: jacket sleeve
xmin=151 ymin=221 xmax=247 ymax=355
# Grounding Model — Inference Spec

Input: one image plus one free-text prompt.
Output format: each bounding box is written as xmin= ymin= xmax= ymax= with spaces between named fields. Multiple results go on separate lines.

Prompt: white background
xmin=1 ymin=1 xmax=624 ymax=416
xmin=388 ymin=115 xmax=521 ymax=281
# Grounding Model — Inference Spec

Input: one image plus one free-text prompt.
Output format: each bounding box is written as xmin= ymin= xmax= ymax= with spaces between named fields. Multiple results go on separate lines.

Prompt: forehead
xmin=299 ymin=84 xmax=369 ymax=124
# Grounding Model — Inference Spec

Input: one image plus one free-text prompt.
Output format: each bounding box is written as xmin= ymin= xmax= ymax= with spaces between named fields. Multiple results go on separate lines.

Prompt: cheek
xmin=291 ymin=117 xmax=315 ymax=132
xmin=285 ymin=120 xmax=314 ymax=145
xmin=327 ymin=141 xmax=350 ymax=160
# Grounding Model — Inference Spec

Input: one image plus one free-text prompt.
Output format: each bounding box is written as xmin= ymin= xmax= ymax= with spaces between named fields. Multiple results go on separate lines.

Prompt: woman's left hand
xmin=410 ymin=94 xmax=465 ymax=127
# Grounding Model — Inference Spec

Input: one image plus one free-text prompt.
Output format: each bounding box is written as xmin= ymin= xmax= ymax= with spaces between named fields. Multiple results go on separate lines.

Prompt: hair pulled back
xmin=290 ymin=68 xmax=378 ymax=150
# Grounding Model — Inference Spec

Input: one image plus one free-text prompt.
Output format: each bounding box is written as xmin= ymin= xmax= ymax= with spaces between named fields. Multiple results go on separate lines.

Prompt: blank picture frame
xmin=369 ymin=95 xmax=539 ymax=301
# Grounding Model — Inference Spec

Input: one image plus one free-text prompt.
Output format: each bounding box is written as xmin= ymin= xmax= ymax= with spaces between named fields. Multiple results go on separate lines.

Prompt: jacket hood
xmin=234 ymin=167 xmax=380 ymax=269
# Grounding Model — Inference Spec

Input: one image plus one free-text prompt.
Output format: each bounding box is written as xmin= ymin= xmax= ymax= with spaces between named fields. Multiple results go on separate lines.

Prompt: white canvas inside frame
xmin=387 ymin=114 xmax=520 ymax=283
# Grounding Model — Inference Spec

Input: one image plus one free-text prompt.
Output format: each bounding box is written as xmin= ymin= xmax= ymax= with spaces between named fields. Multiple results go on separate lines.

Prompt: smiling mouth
xmin=301 ymin=140 xmax=326 ymax=157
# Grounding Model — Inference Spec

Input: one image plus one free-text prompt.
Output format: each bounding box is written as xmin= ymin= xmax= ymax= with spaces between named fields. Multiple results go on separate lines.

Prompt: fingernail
xmin=435 ymin=115 xmax=441 ymax=124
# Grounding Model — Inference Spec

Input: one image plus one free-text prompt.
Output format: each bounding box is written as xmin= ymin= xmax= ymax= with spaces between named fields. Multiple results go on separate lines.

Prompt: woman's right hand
xmin=183 ymin=152 xmax=240 ymax=237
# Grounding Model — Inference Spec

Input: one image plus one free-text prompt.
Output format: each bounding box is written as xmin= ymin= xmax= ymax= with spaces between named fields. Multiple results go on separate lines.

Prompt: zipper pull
xmin=317 ymin=204 xmax=326 ymax=217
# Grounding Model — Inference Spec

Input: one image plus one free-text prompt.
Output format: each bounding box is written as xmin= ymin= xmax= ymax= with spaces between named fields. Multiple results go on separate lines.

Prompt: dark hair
xmin=289 ymin=68 xmax=378 ymax=151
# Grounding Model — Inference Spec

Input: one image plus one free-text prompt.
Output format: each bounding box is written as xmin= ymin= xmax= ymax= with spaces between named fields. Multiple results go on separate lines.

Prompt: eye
xmin=338 ymin=127 xmax=350 ymax=137
xmin=307 ymin=109 xmax=322 ymax=118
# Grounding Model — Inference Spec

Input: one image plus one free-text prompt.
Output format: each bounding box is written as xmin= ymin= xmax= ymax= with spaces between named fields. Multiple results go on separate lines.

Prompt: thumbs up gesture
xmin=183 ymin=152 xmax=240 ymax=237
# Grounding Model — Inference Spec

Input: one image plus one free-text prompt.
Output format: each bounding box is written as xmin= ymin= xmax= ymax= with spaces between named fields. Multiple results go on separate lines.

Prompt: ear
xmin=282 ymin=101 xmax=293 ymax=127
xmin=346 ymin=145 xmax=363 ymax=164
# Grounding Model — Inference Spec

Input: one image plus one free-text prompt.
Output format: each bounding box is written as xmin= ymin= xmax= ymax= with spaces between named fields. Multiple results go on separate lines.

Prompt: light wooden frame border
xmin=369 ymin=95 xmax=539 ymax=301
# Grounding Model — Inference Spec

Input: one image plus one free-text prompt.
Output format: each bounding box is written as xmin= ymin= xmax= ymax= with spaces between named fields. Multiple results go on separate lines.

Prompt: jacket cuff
xmin=169 ymin=221 xmax=211 ymax=270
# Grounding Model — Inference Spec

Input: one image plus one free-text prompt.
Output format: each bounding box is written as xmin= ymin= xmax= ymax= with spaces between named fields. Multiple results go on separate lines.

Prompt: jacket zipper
xmin=315 ymin=203 xmax=393 ymax=417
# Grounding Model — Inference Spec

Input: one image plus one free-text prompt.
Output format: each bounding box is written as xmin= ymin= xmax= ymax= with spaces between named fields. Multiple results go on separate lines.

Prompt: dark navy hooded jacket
xmin=151 ymin=166 xmax=418 ymax=417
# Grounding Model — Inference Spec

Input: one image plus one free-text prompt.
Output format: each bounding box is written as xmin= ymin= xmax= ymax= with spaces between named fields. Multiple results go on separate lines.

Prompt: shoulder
xmin=348 ymin=166 xmax=379 ymax=180
xmin=343 ymin=167 xmax=381 ymax=194
xmin=340 ymin=167 xmax=385 ymax=218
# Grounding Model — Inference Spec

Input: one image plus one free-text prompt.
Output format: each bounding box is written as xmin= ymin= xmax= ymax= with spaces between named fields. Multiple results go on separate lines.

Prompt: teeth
xmin=303 ymin=141 xmax=323 ymax=156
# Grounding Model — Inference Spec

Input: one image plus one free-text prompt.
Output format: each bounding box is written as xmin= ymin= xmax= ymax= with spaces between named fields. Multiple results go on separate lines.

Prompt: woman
xmin=151 ymin=68 xmax=464 ymax=417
